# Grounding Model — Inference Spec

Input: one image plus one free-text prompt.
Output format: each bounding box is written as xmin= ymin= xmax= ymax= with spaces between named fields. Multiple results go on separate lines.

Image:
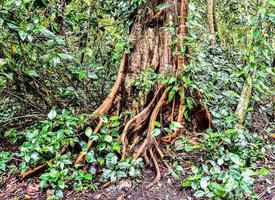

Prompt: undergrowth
xmin=2 ymin=110 xmax=143 ymax=198
xmin=1 ymin=64 xmax=271 ymax=199
xmin=178 ymin=127 xmax=268 ymax=199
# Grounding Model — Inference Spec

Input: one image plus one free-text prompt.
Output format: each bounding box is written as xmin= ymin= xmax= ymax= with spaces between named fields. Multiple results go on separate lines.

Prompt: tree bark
xmin=207 ymin=0 xmax=215 ymax=48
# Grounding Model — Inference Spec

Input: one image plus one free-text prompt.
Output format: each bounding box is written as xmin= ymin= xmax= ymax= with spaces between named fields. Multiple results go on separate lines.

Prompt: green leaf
xmin=168 ymin=90 xmax=175 ymax=102
xmin=101 ymin=116 xmax=108 ymax=123
xmin=31 ymin=152 xmax=40 ymax=161
xmin=194 ymin=190 xmax=205 ymax=198
xmin=157 ymin=3 xmax=170 ymax=11
xmin=55 ymin=190 xmax=63 ymax=198
xmin=200 ymin=177 xmax=209 ymax=190
xmin=104 ymin=135 xmax=113 ymax=143
xmin=88 ymin=72 xmax=99 ymax=80
xmin=106 ymin=153 xmax=118 ymax=168
xmin=259 ymin=6 xmax=266 ymax=17
xmin=47 ymin=109 xmax=57 ymax=120
xmin=217 ymin=158 xmax=224 ymax=166
xmin=19 ymin=30 xmax=27 ymax=41
xmin=116 ymin=170 xmax=127 ymax=178
xmin=170 ymin=121 xmax=183 ymax=130
xmin=229 ymin=153 xmax=245 ymax=167
xmin=152 ymin=128 xmax=161 ymax=137
xmin=172 ymin=121 xmax=183 ymax=128
xmin=85 ymin=150 xmax=95 ymax=163
xmin=182 ymin=181 xmax=192 ymax=187
xmin=27 ymin=70 xmax=39 ymax=77
xmin=258 ymin=168 xmax=269 ymax=176
xmin=247 ymin=76 xmax=252 ymax=86
xmin=58 ymin=53 xmax=73 ymax=60
xmin=58 ymin=180 xmax=65 ymax=189
xmin=84 ymin=173 xmax=93 ymax=180
xmin=41 ymin=28 xmax=55 ymax=38
xmin=109 ymin=115 xmax=120 ymax=121
xmin=112 ymin=143 xmax=121 ymax=151
xmin=191 ymin=166 xmax=199 ymax=174
xmin=225 ymin=129 xmax=235 ymax=135
xmin=225 ymin=177 xmax=237 ymax=192
xmin=117 ymin=162 xmax=130 ymax=169
xmin=153 ymin=121 xmax=161 ymax=127
xmin=85 ymin=127 xmax=93 ymax=137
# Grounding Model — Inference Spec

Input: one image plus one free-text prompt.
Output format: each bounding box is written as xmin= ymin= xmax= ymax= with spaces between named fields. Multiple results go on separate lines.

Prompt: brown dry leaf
xmin=24 ymin=194 xmax=31 ymax=199
xmin=189 ymin=137 xmax=200 ymax=145
xmin=116 ymin=194 xmax=125 ymax=200
xmin=46 ymin=189 xmax=51 ymax=197
xmin=94 ymin=193 xmax=109 ymax=200
xmin=26 ymin=184 xmax=39 ymax=197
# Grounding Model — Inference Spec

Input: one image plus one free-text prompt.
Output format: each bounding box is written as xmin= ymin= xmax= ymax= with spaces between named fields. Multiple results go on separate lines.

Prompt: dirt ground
xmin=0 ymin=167 xmax=189 ymax=200
xmin=0 ymin=165 xmax=274 ymax=200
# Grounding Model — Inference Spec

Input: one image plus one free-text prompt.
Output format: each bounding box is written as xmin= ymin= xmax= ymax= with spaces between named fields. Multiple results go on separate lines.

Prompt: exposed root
xmin=121 ymin=85 xmax=165 ymax=159
xmin=152 ymin=137 xmax=165 ymax=159
xmin=133 ymin=87 xmax=169 ymax=160
xmin=17 ymin=0 xmax=217 ymax=189
xmin=74 ymin=53 xmax=127 ymax=165
xmin=101 ymin=181 xmax=112 ymax=188
xmin=152 ymin=137 xmax=171 ymax=169
xmin=129 ymin=136 xmax=141 ymax=152
xmin=143 ymin=151 xmax=150 ymax=166
xmin=74 ymin=120 xmax=103 ymax=166
xmin=177 ymin=89 xmax=185 ymax=125
xmin=161 ymin=132 xmax=177 ymax=143
xmin=21 ymin=163 xmax=46 ymax=180
xmin=169 ymin=98 xmax=176 ymax=121
xmin=21 ymin=146 xmax=67 ymax=180
xmin=174 ymin=88 xmax=186 ymax=135
xmin=92 ymin=53 xmax=126 ymax=116
xmin=145 ymin=148 xmax=161 ymax=189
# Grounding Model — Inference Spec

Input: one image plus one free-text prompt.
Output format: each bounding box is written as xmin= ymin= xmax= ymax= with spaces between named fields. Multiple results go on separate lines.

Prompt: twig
xmin=2 ymin=91 xmax=43 ymax=112
xmin=0 ymin=114 xmax=45 ymax=124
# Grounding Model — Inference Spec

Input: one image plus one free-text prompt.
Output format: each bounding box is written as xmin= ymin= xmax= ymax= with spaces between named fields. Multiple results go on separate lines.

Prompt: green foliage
xmin=101 ymin=157 xmax=143 ymax=182
xmin=3 ymin=110 xmax=143 ymax=198
xmin=152 ymin=120 xmax=183 ymax=137
xmin=12 ymin=110 xmax=87 ymax=172
xmin=0 ymin=0 xmax=130 ymax=123
xmin=131 ymin=68 xmax=158 ymax=97
xmin=0 ymin=151 xmax=10 ymax=173
xmin=181 ymin=127 xmax=267 ymax=199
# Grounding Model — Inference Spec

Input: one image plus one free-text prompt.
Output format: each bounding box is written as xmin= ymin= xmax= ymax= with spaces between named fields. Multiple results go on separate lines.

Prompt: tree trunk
xmin=207 ymin=0 xmax=215 ymax=48
xmin=76 ymin=0 xmax=214 ymax=182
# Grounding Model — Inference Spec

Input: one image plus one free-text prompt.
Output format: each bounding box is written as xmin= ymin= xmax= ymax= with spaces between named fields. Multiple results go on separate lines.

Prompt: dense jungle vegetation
xmin=0 ymin=0 xmax=274 ymax=199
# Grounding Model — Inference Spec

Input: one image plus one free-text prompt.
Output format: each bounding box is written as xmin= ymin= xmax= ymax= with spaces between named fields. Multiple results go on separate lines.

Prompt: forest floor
xmin=0 ymin=109 xmax=274 ymax=200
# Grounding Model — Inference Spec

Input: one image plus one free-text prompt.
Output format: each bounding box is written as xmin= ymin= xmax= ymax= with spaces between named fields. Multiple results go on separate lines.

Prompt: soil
xmin=0 ymin=167 xmax=190 ymax=200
